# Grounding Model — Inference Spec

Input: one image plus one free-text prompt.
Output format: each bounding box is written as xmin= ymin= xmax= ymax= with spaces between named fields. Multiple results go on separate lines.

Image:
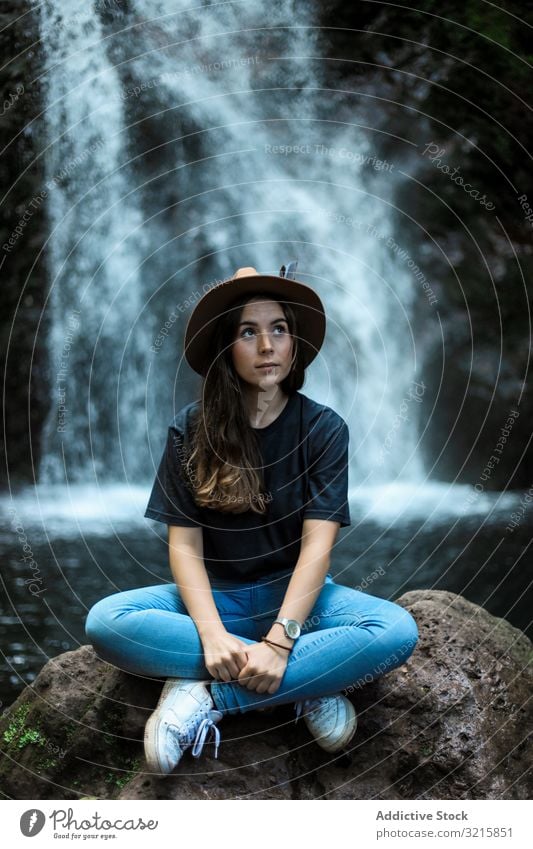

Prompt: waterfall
xmin=37 ymin=0 xmax=425 ymax=488
xmin=37 ymin=0 xmax=150 ymax=483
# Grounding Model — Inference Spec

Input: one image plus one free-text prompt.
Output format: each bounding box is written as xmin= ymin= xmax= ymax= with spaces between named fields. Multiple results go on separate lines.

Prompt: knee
xmin=391 ymin=606 xmax=419 ymax=661
xmin=85 ymin=598 xmax=114 ymax=649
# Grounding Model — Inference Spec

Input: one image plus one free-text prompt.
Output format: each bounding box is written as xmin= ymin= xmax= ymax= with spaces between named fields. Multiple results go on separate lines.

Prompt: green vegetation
xmin=16 ymin=728 xmax=46 ymax=749
xmin=104 ymin=756 xmax=141 ymax=790
xmin=2 ymin=703 xmax=31 ymax=744
xmin=2 ymin=702 xmax=63 ymax=774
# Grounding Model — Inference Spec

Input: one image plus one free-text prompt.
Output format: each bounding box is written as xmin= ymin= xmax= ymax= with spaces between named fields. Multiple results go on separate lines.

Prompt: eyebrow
xmin=238 ymin=317 xmax=288 ymax=327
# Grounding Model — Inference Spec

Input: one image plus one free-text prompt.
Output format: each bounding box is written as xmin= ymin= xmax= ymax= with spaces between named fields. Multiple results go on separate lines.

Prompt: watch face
xmin=286 ymin=620 xmax=301 ymax=639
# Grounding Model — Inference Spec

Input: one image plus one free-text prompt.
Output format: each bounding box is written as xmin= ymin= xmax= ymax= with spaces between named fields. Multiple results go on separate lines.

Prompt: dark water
xmin=1 ymin=489 xmax=531 ymax=710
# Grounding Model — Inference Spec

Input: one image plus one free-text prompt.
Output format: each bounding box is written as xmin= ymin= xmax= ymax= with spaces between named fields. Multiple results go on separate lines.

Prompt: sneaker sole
xmin=311 ymin=699 xmax=358 ymax=753
xmin=143 ymin=678 xmax=186 ymax=774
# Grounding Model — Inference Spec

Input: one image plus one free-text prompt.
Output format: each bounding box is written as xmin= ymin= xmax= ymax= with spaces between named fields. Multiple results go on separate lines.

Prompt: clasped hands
xmin=201 ymin=628 xmax=289 ymax=695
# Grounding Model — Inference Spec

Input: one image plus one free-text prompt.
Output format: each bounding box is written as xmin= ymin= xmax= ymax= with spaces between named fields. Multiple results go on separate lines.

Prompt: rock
xmin=0 ymin=590 xmax=531 ymax=800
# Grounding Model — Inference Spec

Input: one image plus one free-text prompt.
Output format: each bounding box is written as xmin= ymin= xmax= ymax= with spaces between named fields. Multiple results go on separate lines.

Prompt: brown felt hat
xmin=184 ymin=262 xmax=326 ymax=377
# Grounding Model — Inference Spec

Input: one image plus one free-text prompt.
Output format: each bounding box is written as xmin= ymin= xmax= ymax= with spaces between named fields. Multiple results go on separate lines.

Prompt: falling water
xmin=37 ymin=0 xmax=150 ymax=483
xmin=3 ymin=2 xmax=527 ymax=709
xmin=37 ymin=0 xmax=425 ymax=490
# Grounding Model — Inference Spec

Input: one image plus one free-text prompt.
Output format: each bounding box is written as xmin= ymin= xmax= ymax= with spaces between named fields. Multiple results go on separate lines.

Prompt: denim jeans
xmin=85 ymin=570 xmax=419 ymax=715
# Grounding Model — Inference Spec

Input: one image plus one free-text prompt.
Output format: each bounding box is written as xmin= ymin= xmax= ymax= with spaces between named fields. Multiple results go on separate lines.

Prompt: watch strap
xmin=261 ymin=636 xmax=292 ymax=653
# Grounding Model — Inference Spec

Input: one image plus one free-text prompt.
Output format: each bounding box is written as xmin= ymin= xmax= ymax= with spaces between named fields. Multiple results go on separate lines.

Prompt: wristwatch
xmin=273 ymin=617 xmax=301 ymax=640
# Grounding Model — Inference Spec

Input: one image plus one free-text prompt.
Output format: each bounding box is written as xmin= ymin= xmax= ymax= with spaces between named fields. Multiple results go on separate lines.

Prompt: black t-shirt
xmin=144 ymin=391 xmax=351 ymax=580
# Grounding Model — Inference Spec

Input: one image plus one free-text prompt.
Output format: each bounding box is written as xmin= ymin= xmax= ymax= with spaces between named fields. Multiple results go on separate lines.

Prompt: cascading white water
xmin=37 ymin=0 xmax=150 ymax=483
xmin=37 ymin=0 xmax=425 ymax=488
xmin=3 ymin=2 xmax=529 ymax=721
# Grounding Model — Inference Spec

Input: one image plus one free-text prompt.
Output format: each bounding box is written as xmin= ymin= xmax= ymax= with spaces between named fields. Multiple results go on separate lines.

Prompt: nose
xmin=257 ymin=331 xmax=274 ymax=352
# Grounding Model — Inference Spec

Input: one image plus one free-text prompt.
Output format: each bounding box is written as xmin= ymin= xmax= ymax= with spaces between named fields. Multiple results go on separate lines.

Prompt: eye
xmin=239 ymin=324 xmax=288 ymax=337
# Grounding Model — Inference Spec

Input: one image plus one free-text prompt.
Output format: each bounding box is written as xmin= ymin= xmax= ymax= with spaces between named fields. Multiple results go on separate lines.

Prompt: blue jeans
xmin=85 ymin=570 xmax=418 ymax=715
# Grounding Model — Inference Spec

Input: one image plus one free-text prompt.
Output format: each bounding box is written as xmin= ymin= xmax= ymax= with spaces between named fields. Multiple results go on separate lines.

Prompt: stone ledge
xmin=0 ymin=590 xmax=531 ymax=800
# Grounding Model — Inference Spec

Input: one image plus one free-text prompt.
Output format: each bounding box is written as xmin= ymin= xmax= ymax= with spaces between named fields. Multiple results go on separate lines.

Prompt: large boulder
xmin=0 ymin=590 xmax=531 ymax=800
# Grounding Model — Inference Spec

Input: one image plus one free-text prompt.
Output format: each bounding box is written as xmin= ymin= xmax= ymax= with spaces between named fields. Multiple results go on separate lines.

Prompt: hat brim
xmin=184 ymin=272 xmax=326 ymax=377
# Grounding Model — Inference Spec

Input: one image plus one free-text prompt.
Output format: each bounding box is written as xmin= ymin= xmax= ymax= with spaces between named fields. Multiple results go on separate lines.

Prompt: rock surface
xmin=0 ymin=590 xmax=531 ymax=800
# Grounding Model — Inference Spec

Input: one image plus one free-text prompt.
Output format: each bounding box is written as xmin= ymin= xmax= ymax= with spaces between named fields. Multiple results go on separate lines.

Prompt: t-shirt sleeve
xmin=303 ymin=415 xmax=351 ymax=527
xmin=144 ymin=422 xmax=204 ymax=527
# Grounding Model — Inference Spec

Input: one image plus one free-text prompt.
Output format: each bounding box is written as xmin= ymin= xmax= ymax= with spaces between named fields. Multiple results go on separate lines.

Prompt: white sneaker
xmin=294 ymin=694 xmax=357 ymax=753
xmin=144 ymin=678 xmax=223 ymax=775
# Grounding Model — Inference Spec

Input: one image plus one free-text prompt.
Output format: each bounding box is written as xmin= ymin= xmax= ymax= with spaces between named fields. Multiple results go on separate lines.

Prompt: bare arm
xmin=236 ymin=519 xmax=340 ymax=694
xmin=168 ymin=525 xmax=248 ymax=680
xmin=167 ymin=524 xmax=224 ymax=639
xmin=265 ymin=518 xmax=340 ymax=648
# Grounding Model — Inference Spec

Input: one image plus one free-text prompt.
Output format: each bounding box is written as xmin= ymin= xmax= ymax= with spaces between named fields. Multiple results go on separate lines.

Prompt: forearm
xmin=266 ymin=520 xmax=339 ymax=647
xmin=274 ymin=557 xmax=329 ymax=625
xmin=265 ymin=555 xmax=329 ymax=647
xmin=169 ymin=546 xmax=225 ymax=639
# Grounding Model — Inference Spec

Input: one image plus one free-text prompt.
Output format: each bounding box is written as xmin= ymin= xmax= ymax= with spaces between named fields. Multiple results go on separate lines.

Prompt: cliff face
xmin=317 ymin=2 xmax=533 ymax=488
xmin=2 ymin=2 xmax=532 ymax=489
xmin=0 ymin=2 xmax=49 ymax=486
xmin=1 ymin=589 xmax=531 ymax=800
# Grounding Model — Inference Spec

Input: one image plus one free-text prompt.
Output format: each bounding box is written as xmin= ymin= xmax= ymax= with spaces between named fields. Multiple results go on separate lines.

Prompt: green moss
xmin=17 ymin=728 xmax=46 ymax=749
xmin=2 ymin=703 xmax=56 ymax=759
xmin=104 ymin=756 xmax=141 ymax=790
xmin=2 ymin=703 xmax=30 ymax=744
xmin=36 ymin=756 xmax=58 ymax=771
xmin=64 ymin=722 xmax=79 ymax=743
xmin=420 ymin=742 xmax=434 ymax=757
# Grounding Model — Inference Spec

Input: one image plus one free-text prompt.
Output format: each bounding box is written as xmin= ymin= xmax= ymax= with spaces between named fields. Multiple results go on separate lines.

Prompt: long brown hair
xmin=183 ymin=292 xmax=306 ymax=514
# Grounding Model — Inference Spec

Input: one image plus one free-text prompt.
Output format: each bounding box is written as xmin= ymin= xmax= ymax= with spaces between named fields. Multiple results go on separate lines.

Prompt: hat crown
xmin=184 ymin=264 xmax=325 ymax=376
xmin=234 ymin=266 xmax=259 ymax=279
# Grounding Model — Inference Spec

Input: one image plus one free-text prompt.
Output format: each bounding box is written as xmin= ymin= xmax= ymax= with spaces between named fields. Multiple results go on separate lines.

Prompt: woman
xmin=85 ymin=263 xmax=419 ymax=776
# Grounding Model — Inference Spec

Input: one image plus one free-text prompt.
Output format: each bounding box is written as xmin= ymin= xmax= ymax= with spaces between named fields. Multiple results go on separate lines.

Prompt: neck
xmin=241 ymin=385 xmax=289 ymax=429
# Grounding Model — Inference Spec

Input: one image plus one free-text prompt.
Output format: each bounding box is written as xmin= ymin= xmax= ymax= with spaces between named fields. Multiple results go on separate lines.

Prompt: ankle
xmin=206 ymin=681 xmax=220 ymax=710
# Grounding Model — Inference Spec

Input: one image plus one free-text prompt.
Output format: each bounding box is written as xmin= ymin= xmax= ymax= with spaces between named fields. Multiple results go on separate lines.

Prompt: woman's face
xmin=231 ymin=298 xmax=294 ymax=390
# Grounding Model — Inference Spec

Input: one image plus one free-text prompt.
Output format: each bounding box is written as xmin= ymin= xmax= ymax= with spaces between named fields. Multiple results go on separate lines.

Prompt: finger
xmin=207 ymin=664 xmax=222 ymax=682
xmin=225 ymin=659 xmax=241 ymax=680
xmin=246 ymin=674 xmax=261 ymax=691
xmin=238 ymin=666 xmax=255 ymax=687
xmin=237 ymin=665 xmax=250 ymax=685
xmin=217 ymin=664 xmax=231 ymax=683
xmin=233 ymin=650 xmax=248 ymax=672
xmin=229 ymin=649 xmax=247 ymax=672
xmin=267 ymin=680 xmax=280 ymax=694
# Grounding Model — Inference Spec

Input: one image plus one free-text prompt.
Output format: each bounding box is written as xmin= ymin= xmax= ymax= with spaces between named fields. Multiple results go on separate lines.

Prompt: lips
xmin=257 ymin=363 xmax=278 ymax=368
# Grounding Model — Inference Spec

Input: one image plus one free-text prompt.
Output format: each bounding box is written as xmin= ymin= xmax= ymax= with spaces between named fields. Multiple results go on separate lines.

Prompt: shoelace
xmin=188 ymin=713 xmax=222 ymax=759
xmin=294 ymin=698 xmax=322 ymax=724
